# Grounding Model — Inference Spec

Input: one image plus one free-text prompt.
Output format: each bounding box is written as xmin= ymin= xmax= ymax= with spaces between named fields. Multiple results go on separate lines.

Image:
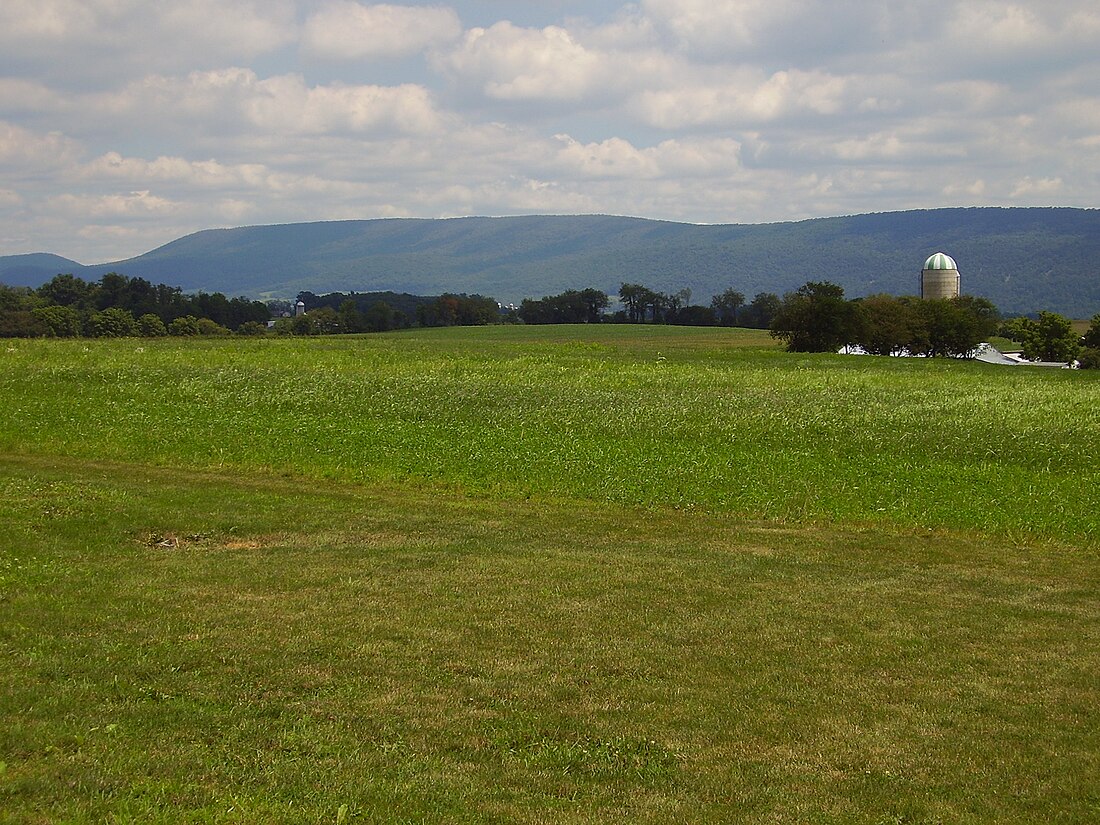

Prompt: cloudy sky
xmin=2 ymin=0 xmax=1099 ymax=264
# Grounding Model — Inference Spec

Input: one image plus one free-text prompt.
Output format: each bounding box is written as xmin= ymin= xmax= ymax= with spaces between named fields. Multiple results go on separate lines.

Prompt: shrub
xmin=33 ymin=305 xmax=83 ymax=337
xmin=196 ymin=318 xmax=231 ymax=336
xmin=137 ymin=314 xmax=168 ymax=337
xmin=168 ymin=315 xmax=201 ymax=336
xmin=88 ymin=308 xmax=137 ymax=338
xmin=1077 ymin=347 xmax=1100 ymax=370
xmin=1081 ymin=314 xmax=1100 ymax=349
xmin=236 ymin=321 xmax=267 ymax=336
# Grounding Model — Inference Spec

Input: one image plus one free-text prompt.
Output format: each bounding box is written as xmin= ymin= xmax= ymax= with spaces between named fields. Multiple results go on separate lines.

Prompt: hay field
xmin=2 ymin=327 xmax=1098 ymax=823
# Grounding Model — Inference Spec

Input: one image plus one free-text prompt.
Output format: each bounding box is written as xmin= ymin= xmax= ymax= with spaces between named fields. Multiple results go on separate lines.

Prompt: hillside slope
xmin=3 ymin=208 xmax=1098 ymax=315
xmin=0 ymin=253 xmax=86 ymax=288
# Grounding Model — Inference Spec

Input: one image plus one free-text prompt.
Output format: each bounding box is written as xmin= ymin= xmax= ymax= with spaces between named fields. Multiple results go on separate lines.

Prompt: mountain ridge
xmin=3 ymin=208 xmax=1098 ymax=316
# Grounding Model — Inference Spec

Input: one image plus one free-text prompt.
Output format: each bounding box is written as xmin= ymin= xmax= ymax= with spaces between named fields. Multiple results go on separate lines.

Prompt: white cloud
xmin=0 ymin=121 xmax=83 ymax=171
xmin=0 ymin=0 xmax=296 ymax=79
xmin=553 ymin=136 xmax=661 ymax=179
xmin=639 ymin=0 xmax=900 ymax=65
xmin=1010 ymin=176 xmax=1064 ymax=198
xmin=631 ymin=68 xmax=850 ymax=128
xmin=642 ymin=0 xmax=802 ymax=51
xmin=82 ymin=152 xmax=270 ymax=188
xmin=942 ymin=1 xmax=1100 ymax=58
xmin=159 ymin=1 xmax=297 ymax=58
xmin=92 ymin=70 xmax=443 ymax=138
xmin=0 ymin=78 xmax=68 ymax=113
xmin=48 ymin=190 xmax=180 ymax=219
xmin=828 ymin=133 xmax=907 ymax=162
xmin=0 ymin=0 xmax=99 ymax=42
xmin=947 ymin=2 xmax=1049 ymax=51
xmin=553 ymin=135 xmax=741 ymax=180
xmin=246 ymin=76 xmax=442 ymax=135
xmin=440 ymin=22 xmax=605 ymax=101
xmin=302 ymin=2 xmax=462 ymax=59
xmin=2 ymin=0 xmax=1100 ymax=265
xmin=943 ymin=179 xmax=987 ymax=198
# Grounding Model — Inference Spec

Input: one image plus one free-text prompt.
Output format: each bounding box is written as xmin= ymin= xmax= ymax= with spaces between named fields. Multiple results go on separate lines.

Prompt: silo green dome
xmin=923 ymin=252 xmax=958 ymax=270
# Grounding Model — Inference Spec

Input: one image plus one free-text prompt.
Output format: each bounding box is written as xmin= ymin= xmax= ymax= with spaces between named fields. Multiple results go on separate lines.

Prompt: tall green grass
xmin=3 ymin=327 xmax=1099 ymax=822
xmin=2 ymin=326 xmax=1097 ymax=545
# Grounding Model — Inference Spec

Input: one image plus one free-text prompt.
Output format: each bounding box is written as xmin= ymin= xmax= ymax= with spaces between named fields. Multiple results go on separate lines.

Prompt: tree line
xmin=0 ymin=273 xmax=270 ymax=337
xmin=0 ymin=276 xmax=504 ymax=338
xmin=769 ymin=281 xmax=1099 ymax=366
xmin=4 ymin=272 xmax=1097 ymax=366
xmin=517 ymin=280 xmax=1099 ymax=366
xmin=266 ymin=291 xmax=500 ymax=336
xmin=518 ymin=284 xmax=782 ymax=328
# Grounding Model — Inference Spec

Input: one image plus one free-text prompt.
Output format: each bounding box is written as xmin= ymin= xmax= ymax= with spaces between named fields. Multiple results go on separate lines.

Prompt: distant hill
xmin=0 ymin=253 xmax=86 ymax=287
xmin=3 ymin=208 xmax=1099 ymax=316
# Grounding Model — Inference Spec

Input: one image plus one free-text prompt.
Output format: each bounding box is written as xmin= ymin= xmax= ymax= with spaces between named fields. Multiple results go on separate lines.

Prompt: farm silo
xmin=920 ymin=252 xmax=960 ymax=299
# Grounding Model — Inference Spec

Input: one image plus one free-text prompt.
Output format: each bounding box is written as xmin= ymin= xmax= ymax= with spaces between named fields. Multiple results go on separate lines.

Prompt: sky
xmin=2 ymin=0 xmax=1099 ymax=264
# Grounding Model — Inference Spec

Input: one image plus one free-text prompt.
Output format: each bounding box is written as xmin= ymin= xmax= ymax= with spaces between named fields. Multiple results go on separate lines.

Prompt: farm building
xmin=921 ymin=252 xmax=961 ymax=299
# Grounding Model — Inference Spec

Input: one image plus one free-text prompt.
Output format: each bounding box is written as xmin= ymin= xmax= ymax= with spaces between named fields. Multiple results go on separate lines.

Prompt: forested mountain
xmin=3 ymin=208 xmax=1098 ymax=316
xmin=0 ymin=253 xmax=85 ymax=287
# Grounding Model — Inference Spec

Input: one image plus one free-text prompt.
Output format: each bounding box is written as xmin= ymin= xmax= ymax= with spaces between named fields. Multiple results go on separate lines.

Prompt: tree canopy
xmin=0 ymin=273 xmax=270 ymax=337
xmin=768 ymin=282 xmax=1004 ymax=359
xmin=770 ymin=281 xmax=863 ymax=353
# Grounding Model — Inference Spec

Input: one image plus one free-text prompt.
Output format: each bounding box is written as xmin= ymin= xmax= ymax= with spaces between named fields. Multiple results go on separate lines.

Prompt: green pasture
xmin=2 ymin=326 xmax=1099 ymax=823
xmin=1 ymin=326 xmax=1097 ymax=543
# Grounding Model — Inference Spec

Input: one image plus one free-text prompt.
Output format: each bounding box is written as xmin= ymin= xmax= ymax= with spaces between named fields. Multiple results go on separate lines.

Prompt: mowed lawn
xmin=1 ymin=326 xmax=1098 ymax=823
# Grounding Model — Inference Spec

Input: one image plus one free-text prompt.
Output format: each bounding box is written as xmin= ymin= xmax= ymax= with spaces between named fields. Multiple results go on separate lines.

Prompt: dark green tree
xmin=32 ymin=305 xmax=83 ymax=337
xmin=1001 ymin=313 xmax=1079 ymax=362
xmin=88 ymin=307 xmax=137 ymax=338
xmin=853 ymin=294 xmax=918 ymax=356
xmin=226 ymin=296 xmax=270 ymax=329
xmin=1020 ymin=312 xmax=1080 ymax=362
xmin=137 ymin=313 xmax=168 ymax=337
xmin=38 ymin=274 xmax=98 ymax=310
xmin=1077 ymin=348 xmax=1100 ymax=369
xmin=710 ymin=288 xmax=745 ymax=326
xmin=911 ymin=299 xmax=987 ymax=358
xmin=1079 ymin=315 xmax=1100 ymax=369
xmin=290 ymin=315 xmax=320 ymax=335
xmin=669 ymin=305 xmax=717 ymax=326
xmin=236 ymin=321 xmax=268 ymax=336
xmin=1080 ymin=313 xmax=1100 ymax=349
xmin=519 ymin=289 xmax=609 ymax=324
xmin=741 ymin=292 xmax=781 ymax=329
xmin=365 ymin=301 xmax=395 ymax=332
xmin=618 ymin=283 xmax=649 ymax=323
xmin=771 ymin=281 xmax=861 ymax=352
xmin=96 ymin=273 xmax=129 ymax=310
xmin=645 ymin=289 xmax=669 ymax=323
xmin=188 ymin=291 xmax=233 ymax=327
xmin=952 ymin=295 xmax=1000 ymax=341
xmin=338 ymin=299 xmax=366 ymax=333
xmin=308 ymin=306 xmax=341 ymax=334
xmin=579 ymin=288 xmax=610 ymax=323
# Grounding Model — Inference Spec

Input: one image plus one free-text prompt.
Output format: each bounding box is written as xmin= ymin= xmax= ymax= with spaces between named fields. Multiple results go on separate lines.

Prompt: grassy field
xmin=2 ymin=326 xmax=1099 ymax=823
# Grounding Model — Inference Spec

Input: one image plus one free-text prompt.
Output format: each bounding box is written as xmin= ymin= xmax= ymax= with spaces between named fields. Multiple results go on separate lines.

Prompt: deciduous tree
xmin=770 ymin=281 xmax=861 ymax=352
xmin=1009 ymin=312 xmax=1081 ymax=362
xmin=710 ymin=288 xmax=745 ymax=326
xmin=88 ymin=307 xmax=137 ymax=338
xmin=33 ymin=305 xmax=83 ymax=337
